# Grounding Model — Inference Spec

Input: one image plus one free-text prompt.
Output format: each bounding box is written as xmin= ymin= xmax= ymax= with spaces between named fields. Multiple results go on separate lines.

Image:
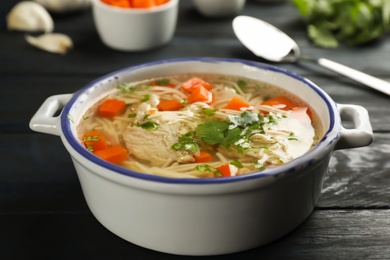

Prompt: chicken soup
xmin=77 ymin=74 xmax=322 ymax=178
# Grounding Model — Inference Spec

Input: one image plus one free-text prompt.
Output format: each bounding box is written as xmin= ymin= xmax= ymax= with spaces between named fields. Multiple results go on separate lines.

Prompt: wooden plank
xmin=0 ymin=209 xmax=389 ymax=258
xmin=318 ymin=134 xmax=390 ymax=208
xmin=1 ymin=1 xmax=390 ymax=78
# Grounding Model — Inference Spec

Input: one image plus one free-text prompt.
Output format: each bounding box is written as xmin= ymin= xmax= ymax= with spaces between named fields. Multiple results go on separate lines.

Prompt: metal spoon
xmin=232 ymin=15 xmax=390 ymax=96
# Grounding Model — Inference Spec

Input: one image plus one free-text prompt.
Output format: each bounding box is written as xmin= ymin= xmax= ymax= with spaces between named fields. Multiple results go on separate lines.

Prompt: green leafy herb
xmin=141 ymin=94 xmax=151 ymax=102
xmin=196 ymin=111 xmax=274 ymax=151
xmin=117 ymin=83 xmax=136 ymax=93
xmin=230 ymin=159 xmax=243 ymax=169
xmin=253 ymin=162 xmax=265 ymax=171
xmin=196 ymin=120 xmax=241 ymax=147
xmin=117 ymin=83 xmax=151 ymax=93
xmin=84 ymin=135 xmax=99 ymax=142
xmin=237 ymin=79 xmax=247 ymax=89
xmin=288 ymin=132 xmax=300 ymax=141
xmin=66 ymin=114 xmax=74 ymax=124
xmin=128 ymin=113 xmax=137 ymax=118
xmin=154 ymin=79 xmax=170 ymax=85
xmin=292 ymin=0 xmax=390 ymax=47
xmin=202 ymin=108 xmax=218 ymax=117
xmin=171 ymin=132 xmax=199 ymax=153
xmin=194 ymin=164 xmax=222 ymax=177
xmin=140 ymin=121 xmax=158 ymax=131
xmin=86 ymin=145 xmax=94 ymax=152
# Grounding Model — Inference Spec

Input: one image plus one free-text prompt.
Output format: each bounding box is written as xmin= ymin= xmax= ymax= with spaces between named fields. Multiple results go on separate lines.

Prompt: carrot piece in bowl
xmin=188 ymin=86 xmax=213 ymax=104
xmin=181 ymin=77 xmax=213 ymax=93
xmin=157 ymin=99 xmax=184 ymax=111
xmin=224 ymin=96 xmax=250 ymax=110
xmin=216 ymin=164 xmax=231 ymax=177
xmin=94 ymin=145 xmax=128 ymax=164
xmin=83 ymin=130 xmax=108 ymax=152
xmin=261 ymin=96 xmax=296 ymax=111
xmin=98 ymin=99 xmax=126 ymax=118
xmin=193 ymin=151 xmax=212 ymax=163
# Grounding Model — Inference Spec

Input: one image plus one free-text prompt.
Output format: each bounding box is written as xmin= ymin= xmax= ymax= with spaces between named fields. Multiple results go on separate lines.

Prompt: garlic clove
xmin=25 ymin=33 xmax=73 ymax=55
xmin=33 ymin=0 xmax=91 ymax=13
xmin=6 ymin=1 xmax=54 ymax=33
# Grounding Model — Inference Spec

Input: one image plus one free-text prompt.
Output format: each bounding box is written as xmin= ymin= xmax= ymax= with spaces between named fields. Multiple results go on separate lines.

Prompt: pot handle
xmin=29 ymin=94 xmax=73 ymax=136
xmin=334 ymin=104 xmax=373 ymax=150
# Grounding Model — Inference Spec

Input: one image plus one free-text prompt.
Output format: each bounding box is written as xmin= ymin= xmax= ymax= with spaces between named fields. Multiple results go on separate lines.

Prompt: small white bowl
xmin=92 ymin=0 xmax=178 ymax=51
xmin=193 ymin=0 xmax=246 ymax=17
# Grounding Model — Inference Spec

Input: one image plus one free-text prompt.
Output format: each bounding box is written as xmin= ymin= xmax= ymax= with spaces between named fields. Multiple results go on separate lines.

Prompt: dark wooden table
xmin=1 ymin=0 xmax=390 ymax=258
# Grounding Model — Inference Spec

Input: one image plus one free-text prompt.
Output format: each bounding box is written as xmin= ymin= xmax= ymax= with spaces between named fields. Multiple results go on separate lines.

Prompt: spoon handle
xmin=317 ymin=58 xmax=390 ymax=96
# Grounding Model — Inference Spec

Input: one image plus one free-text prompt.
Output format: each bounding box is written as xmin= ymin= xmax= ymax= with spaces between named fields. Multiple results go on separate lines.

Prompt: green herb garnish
xmin=141 ymin=94 xmax=151 ymax=102
xmin=288 ymin=132 xmax=300 ymax=141
xmin=230 ymin=159 xmax=243 ymax=169
xmin=66 ymin=114 xmax=74 ymax=124
xmin=140 ymin=121 xmax=158 ymax=131
xmin=171 ymin=132 xmax=199 ymax=153
xmin=237 ymin=80 xmax=247 ymax=89
xmin=292 ymin=0 xmax=390 ymax=47
xmin=128 ymin=113 xmax=137 ymax=118
xmin=202 ymin=108 xmax=218 ymax=117
xmin=253 ymin=162 xmax=265 ymax=171
xmin=84 ymin=135 xmax=100 ymax=142
xmin=154 ymin=79 xmax=170 ymax=85
xmin=194 ymin=164 xmax=222 ymax=177
xmin=196 ymin=111 xmax=275 ymax=152
xmin=117 ymin=83 xmax=136 ymax=93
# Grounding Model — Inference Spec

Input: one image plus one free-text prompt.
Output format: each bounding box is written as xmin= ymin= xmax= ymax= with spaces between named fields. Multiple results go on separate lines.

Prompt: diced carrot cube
xmin=94 ymin=145 xmax=128 ymax=164
xmin=188 ymin=86 xmax=213 ymax=104
xmin=216 ymin=164 xmax=231 ymax=177
xmin=181 ymin=77 xmax=213 ymax=93
xmin=83 ymin=130 xmax=108 ymax=152
xmin=193 ymin=151 xmax=212 ymax=163
xmin=157 ymin=99 xmax=184 ymax=111
xmin=224 ymin=96 xmax=250 ymax=110
xmin=98 ymin=99 xmax=126 ymax=118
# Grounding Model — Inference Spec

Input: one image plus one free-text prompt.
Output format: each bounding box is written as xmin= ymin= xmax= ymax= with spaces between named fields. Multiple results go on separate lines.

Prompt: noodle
xmin=78 ymin=73 xmax=321 ymax=178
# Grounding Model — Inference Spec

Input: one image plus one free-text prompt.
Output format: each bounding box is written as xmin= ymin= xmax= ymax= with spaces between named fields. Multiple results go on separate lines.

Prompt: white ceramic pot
xmin=91 ymin=0 xmax=178 ymax=51
xmin=29 ymin=58 xmax=373 ymax=256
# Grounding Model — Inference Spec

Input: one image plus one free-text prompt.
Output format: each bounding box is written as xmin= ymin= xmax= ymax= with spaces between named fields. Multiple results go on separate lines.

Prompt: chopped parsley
xmin=84 ymin=135 xmax=100 ymax=142
xmin=253 ymin=162 xmax=265 ymax=170
xmin=237 ymin=79 xmax=247 ymax=89
xmin=196 ymin=120 xmax=241 ymax=147
xmin=194 ymin=111 xmax=279 ymax=153
xmin=154 ymin=79 xmax=170 ymax=85
xmin=171 ymin=132 xmax=199 ymax=153
xmin=117 ymin=83 xmax=151 ymax=93
xmin=141 ymin=94 xmax=150 ymax=102
xmin=117 ymin=83 xmax=136 ymax=93
xmin=194 ymin=164 xmax=222 ymax=177
xmin=128 ymin=113 xmax=137 ymax=118
xmin=230 ymin=159 xmax=243 ymax=169
xmin=140 ymin=121 xmax=158 ymax=131
xmin=66 ymin=114 xmax=74 ymax=124
xmin=288 ymin=132 xmax=300 ymax=141
xmin=202 ymin=108 xmax=218 ymax=117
